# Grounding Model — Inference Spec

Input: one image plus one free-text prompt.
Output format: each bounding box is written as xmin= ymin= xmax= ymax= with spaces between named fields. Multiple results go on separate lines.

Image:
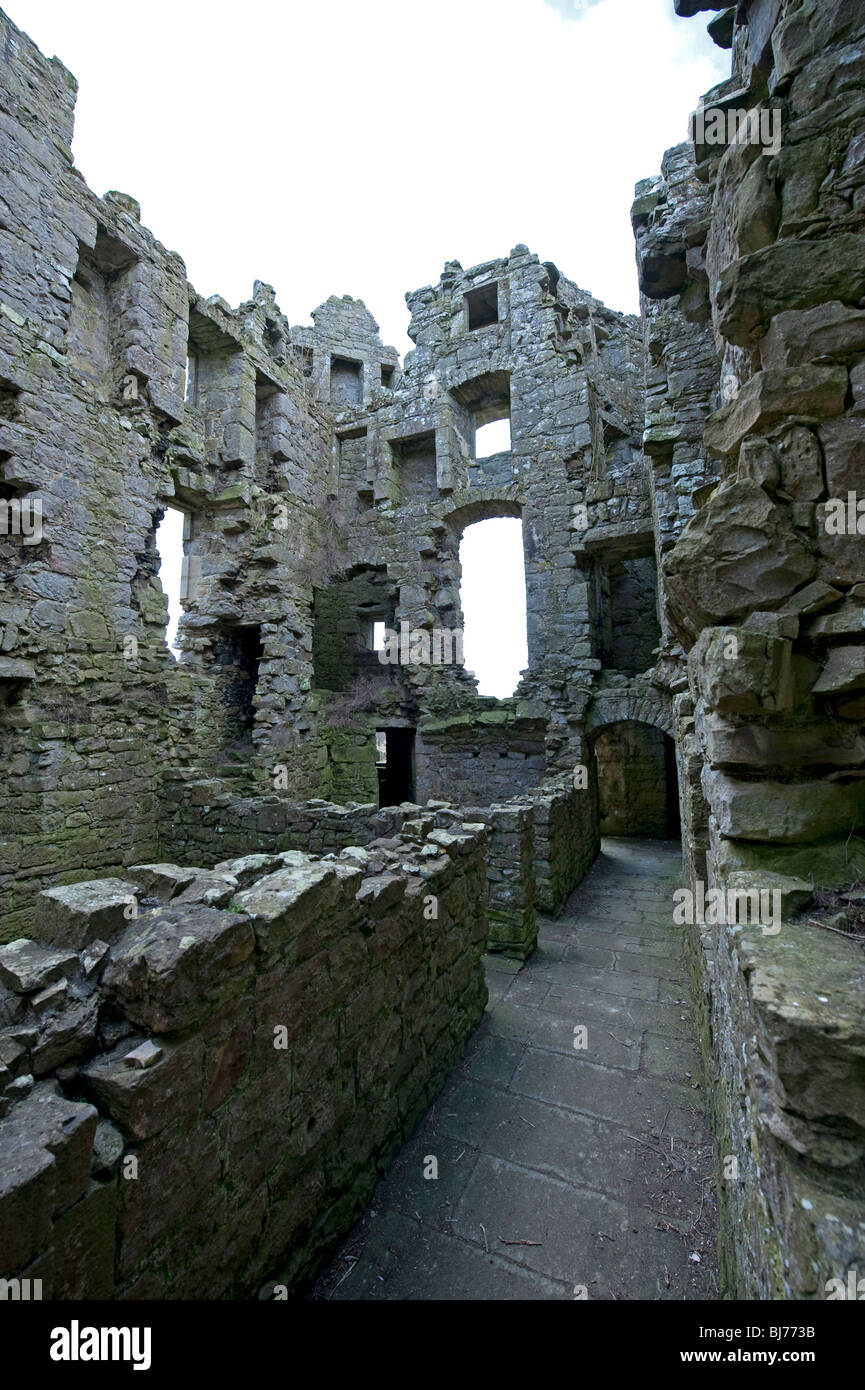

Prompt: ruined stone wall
xmin=512 ymin=772 xmax=600 ymax=917
xmin=293 ymin=246 xmax=654 ymax=801
xmin=0 ymin=2 xmax=669 ymax=960
xmin=158 ymin=774 xmax=592 ymax=955
xmin=0 ymin=824 xmax=489 ymax=1297
xmin=15 ymin=0 xmax=865 ymax=1307
xmin=160 ymin=779 xmax=408 ymax=865
xmin=0 ymin=10 xmax=341 ymax=939
xmin=0 ymin=17 xmax=183 ymax=935
xmin=415 ymin=707 xmax=547 ymax=805
xmin=637 ymin=0 xmax=865 ymax=1298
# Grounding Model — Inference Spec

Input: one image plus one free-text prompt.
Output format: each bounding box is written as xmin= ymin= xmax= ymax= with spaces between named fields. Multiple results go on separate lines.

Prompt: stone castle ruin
xmin=0 ymin=0 xmax=863 ymax=1300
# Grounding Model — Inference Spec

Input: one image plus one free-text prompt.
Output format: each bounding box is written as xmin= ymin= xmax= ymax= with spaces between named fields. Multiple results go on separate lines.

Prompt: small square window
xmin=465 ymin=282 xmax=499 ymax=331
xmin=372 ymin=620 xmax=386 ymax=651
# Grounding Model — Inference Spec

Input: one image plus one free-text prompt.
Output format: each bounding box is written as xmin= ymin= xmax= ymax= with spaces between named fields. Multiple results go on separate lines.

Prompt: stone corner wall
xmin=639 ymin=0 xmax=865 ymax=1299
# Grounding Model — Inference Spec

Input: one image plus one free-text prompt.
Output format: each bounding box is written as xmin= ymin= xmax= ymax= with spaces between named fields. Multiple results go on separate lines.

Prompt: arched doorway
xmin=591 ymin=720 xmax=680 ymax=840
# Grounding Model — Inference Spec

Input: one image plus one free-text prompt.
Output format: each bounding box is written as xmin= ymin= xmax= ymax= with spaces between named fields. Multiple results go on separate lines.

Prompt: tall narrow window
xmin=184 ymin=354 xmax=197 ymax=404
xmin=459 ymin=517 xmax=528 ymax=698
xmin=155 ymin=506 xmax=186 ymax=657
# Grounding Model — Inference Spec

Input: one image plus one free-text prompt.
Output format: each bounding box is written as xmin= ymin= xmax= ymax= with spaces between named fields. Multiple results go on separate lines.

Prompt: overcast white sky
xmin=10 ymin=0 xmax=726 ymax=347
xmin=9 ymin=0 xmax=728 ymax=695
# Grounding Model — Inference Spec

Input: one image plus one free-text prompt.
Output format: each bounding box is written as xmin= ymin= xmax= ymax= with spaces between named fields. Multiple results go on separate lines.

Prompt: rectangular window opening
xmin=209 ymin=622 xmax=263 ymax=744
xmin=466 ymin=282 xmax=499 ymax=331
xmin=330 ymin=355 xmax=363 ymax=407
xmin=475 ymin=417 xmax=511 ymax=458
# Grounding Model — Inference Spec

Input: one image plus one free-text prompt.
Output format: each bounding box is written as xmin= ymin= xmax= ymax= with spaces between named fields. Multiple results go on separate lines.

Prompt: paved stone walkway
xmin=311 ymin=839 xmax=719 ymax=1301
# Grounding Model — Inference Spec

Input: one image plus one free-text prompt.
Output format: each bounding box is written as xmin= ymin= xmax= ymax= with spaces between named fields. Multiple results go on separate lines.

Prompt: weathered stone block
xmin=689 ymin=626 xmax=794 ymax=713
xmin=212 ymin=853 xmax=286 ymax=888
xmin=103 ymin=905 xmax=255 ymax=1033
xmin=3 ymin=1085 xmax=97 ymax=1222
xmin=91 ymin=1119 xmax=124 ymax=1178
xmin=355 ymin=872 xmax=406 ymax=917
xmin=812 ymin=646 xmax=865 ymax=696
xmin=761 ymin=301 xmax=865 ymax=370
xmin=819 ymin=418 xmax=865 ymax=498
xmin=704 ymin=713 xmax=865 ymax=769
xmin=32 ymin=997 xmax=98 ymax=1075
xmin=37 ymin=879 xmax=139 ymax=950
xmin=725 ymin=870 xmax=813 ymax=918
xmin=705 ymin=770 xmax=865 ymax=843
xmin=0 ymin=940 xmax=78 ymax=994
xmin=663 ymin=481 xmax=816 ymax=644
xmin=0 ymin=1122 xmax=56 ymax=1273
xmin=125 ymin=864 xmax=200 ymax=901
xmin=776 ymin=427 xmax=825 ymax=501
xmin=717 ymin=237 xmax=865 ymax=346
xmin=704 ymin=369 xmax=847 ymax=461
xmin=236 ymin=861 xmax=361 ymax=958
xmin=82 ymin=1036 xmax=206 ymax=1141
xmin=737 ymin=435 xmax=779 ymax=490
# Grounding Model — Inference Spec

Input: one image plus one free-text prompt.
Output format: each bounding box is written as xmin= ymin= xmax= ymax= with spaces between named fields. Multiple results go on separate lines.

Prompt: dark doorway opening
xmin=596 ymin=553 xmax=661 ymax=675
xmin=664 ymin=733 xmax=681 ymax=840
xmin=212 ymin=623 xmax=263 ymax=745
xmin=376 ymin=727 xmax=416 ymax=806
xmin=593 ymin=720 xmax=681 ymax=840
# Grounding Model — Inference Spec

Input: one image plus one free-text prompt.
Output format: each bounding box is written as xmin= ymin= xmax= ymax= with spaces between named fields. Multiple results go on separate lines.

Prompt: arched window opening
xmin=459 ymin=517 xmax=527 ymax=698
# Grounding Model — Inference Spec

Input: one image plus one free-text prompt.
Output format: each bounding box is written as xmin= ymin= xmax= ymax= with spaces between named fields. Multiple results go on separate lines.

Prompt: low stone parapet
xmin=0 ymin=821 xmax=488 ymax=1298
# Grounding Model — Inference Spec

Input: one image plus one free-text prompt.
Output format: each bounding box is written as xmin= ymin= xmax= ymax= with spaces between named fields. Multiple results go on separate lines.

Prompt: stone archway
xmin=584 ymin=683 xmax=673 ymax=740
xmin=585 ymin=685 xmax=679 ymax=840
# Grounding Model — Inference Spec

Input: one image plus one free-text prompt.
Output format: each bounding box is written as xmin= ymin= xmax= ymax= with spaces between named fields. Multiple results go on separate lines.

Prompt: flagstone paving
xmin=310 ymin=838 xmax=719 ymax=1301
